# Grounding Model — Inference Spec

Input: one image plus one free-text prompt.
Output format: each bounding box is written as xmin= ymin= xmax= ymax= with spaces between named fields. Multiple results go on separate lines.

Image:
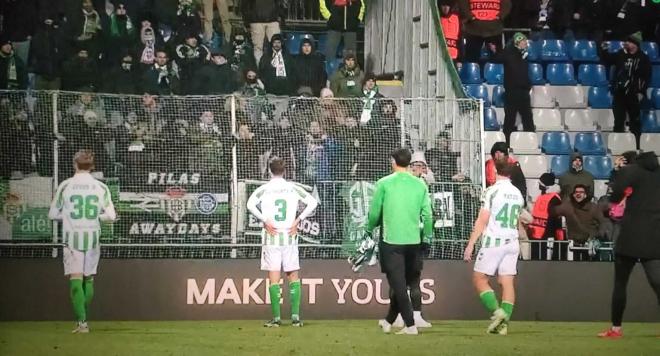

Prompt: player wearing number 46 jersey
xmin=247 ymin=158 xmax=318 ymax=328
xmin=48 ymin=150 xmax=117 ymax=334
xmin=464 ymin=160 xmax=524 ymax=336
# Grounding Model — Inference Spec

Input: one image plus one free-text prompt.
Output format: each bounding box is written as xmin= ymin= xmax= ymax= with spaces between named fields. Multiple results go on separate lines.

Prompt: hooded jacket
xmin=610 ymin=151 xmax=660 ymax=259
xmin=329 ymin=60 xmax=364 ymax=98
xmin=28 ymin=21 xmax=66 ymax=79
xmin=552 ymin=191 xmax=608 ymax=243
xmin=258 ymin=34 xmax=297 ymax=96
xmin=497 ymin=41 xmax=530 ymax=90
xmin=559 ymin=152 xmax=595 ymax=198
xmin=294 ymin=38 xmax=327 ymax=97
xmin=601 ymin=45 xmax=651 ymax=95
xmin=320 ymin=0 xmax=365 ymax=32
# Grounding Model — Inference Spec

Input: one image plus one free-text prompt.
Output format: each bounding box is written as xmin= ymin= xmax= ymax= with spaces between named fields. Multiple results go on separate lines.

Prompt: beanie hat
xmin=627 ymin=31 xmax=642 ymax=47
xmin=490 ymin=141 xmax=509 ymax=157
xmin=539 ymin=172 xmax=555 ymax=188
xmin=570 ymin=151 xmax=583 ymax=162
xmin=513 ymin=32 xmax=527 ymax=46
xmin=271 ymin=33 xmax=284 ymax=44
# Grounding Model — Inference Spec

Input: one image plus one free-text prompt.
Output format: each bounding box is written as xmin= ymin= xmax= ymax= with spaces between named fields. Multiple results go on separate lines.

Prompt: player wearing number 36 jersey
xmin=246 ymin=158 xmax=318 ymax=328
xmin=464 ymin=160 xmax=524 ymax=336
xmin=48 ymin=150 xmax=117 ymax=334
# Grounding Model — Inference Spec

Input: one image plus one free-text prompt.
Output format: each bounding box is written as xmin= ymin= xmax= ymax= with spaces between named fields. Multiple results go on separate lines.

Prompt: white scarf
xmin=271 ymin=50 xmax=287 ymax=77
xmin=360 ymin=88 xmax=378 ymax=124
xmin=154 ymin=63 xmax=169 ymax=85
xmin=140 ymin=27 xmax=156 ymax=64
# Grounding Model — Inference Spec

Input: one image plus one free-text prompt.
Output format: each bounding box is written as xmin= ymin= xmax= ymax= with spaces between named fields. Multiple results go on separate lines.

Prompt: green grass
xmin=1 ymin=321 xmax=659 ymax=356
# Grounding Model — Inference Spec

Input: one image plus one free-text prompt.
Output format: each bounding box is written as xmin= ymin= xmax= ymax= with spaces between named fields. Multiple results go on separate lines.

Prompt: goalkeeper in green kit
xmin=366 ymin=148 xmax=433 ymax=335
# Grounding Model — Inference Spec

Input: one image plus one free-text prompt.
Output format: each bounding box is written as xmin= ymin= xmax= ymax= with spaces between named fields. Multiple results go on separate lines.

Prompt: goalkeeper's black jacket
xmin=609 ymin=152 xmax=660 ymax=259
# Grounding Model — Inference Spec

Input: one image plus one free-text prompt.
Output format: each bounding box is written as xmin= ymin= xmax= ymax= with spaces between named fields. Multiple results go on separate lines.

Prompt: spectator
xmin=458 ymin=0 xmax=511 ymax=62
xmin=572 ymin=0 xmax=608 ymax=41
xmin=410 ymin=151 xmax=436 ymax=184
xmin=359 ymin=73 xmax=383 ymax=125
xmin=0 ymin=0 xmax=37 ymax=65
xmin=236 ymin=120 xmax=262 ymax=179
xmin=269 ymin=115 xmax=302 ymax=180
xmin=498 ymin=32 xmax=534 ymax=144
xmin=546 ymin=0 xmax=574 ymax=40
xmin=294 ymin=37 xmax=327 ymax=97
xmin=484 ymin=142 xmax=526 ymax=201
xmin=609 ymin=0 xmax=643 ymax=39
xmin=363 ymin=99 xmax=400 ymax=180
xmin=175 ymin=0 xmax=203 ymax=42
xmin=102 ymin=53 xmax=139 ymax=94
xmin=438 ymin=0 xmax=461 ymax=62
xmin=239 ymin=68 xmax=266 ymax=96
xmin=29 ymin=18 xmax=66 ymax=90
xmin=227 ymin=33 xmax=257 ymax=85
xmin=0 ymin=39 xmax=28 ymax=90
xmin=258 ymin=33 xmax=297 ymax=96
xmin=175 ymin=32 xmax=211 ymax=94
xmin=0 ymin=97 xmax=32 ymax=179
xmin=332 ymin=112 xmax=367 ymax=180
xmin=528 ymin=172 xmax=565 ymax=260
xmin=134 ymin=17 xmax=162 ymax=69
xmin=559 ymin=152 xmax=595 ymax=199
xmin=141 ymin=49 xmax=180 ymax=95
xmin=319 ymin=0 xmax=365 ymax=60
xmin=506 ymin=0 xmax=538 ymax=30
xmin=298 ymin=120 xmax=334 ymax=184
xmin=601 ymin=32 xmax=651 ymax=149
xmin=61 ymin=47 xmax=98 ymax=91
xmin=65 ymin=0 xmax=103 ymax=59
xmin=425 ymin=132 xmax=462 ymax=182
xmin=190 ymin=109 xmax=229 ymax=180
xmin=241 ymin=0 xmax=286 ymax=63
xmin=607 ymin=151 xmax=637 ymax=243
xmin=201 ymin=0 xmax=232 ymax=44
xmin=329 ymin=52 xmax=364 ymax=98
xmin=193 ymin=51 xmax=235 ymax=94
xmin=552 ymin=184 xmax=609 ymax=260
xmin=104 ymin=2 xmax=135 ymax=66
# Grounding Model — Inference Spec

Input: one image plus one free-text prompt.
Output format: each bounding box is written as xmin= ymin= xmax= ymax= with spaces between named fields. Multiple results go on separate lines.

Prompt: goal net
xmin=0 ymin=91 xmax=483 ymax=259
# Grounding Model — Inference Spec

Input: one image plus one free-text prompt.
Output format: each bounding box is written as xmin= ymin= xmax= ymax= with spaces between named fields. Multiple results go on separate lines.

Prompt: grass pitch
xmin=1 ymin=320 xmax=659 ymax=356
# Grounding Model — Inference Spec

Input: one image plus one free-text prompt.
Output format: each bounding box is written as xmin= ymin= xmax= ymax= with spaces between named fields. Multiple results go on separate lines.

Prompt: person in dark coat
xmin=497 ymin=32 xmax=534 ymax=144
xmin=458 ymin=0 xmax=511 ymax=62
xmin=258 ymin=33 xmax=297 ymax=96
xmin=0 ymin=0 xmax=37 ymax=64
xmin=192 ymin=50 xmax=236 ymax=95
xmin=319 ymin=0 xmax=365 ymax=60
xmin=572 ymin=0 xmax=609 ymax=41
xmin=0 ymin=39 xmax=28 ymax=90
xmin=141 ymin=49 xmax=180 ymax=95
xmin=102 ymin=53 xmax=139 ymax=94
xmin=61 ymin=46 xmax=99 ymax=91
xmin=609 ymin=0 xmax=643 ymax=40
xmin=174 ymin=32 xmax=210 ymax=94
xmin=64 ymin=0 xmax=103 ymax=59
xmin=600 ymin=32 xmax=651 ymax=149
xmin=294 ymin=37 xmax=327 ymax=97
xmin=103 ymin=2 xmax=135 ymax=67
xmin=29 ymin=18 xmax=66 ymax=90
xmin=241 ymin=0 xmax=286 ymax=63
xmin=599 ymin=151 xmax=660 ymax=338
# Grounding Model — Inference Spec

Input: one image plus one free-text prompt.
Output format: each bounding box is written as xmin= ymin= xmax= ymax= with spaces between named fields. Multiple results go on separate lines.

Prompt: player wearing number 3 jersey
xmin=48 ymin=150 xmax=117 ymax=333
xmin=247 ymin=158 xmax=318 ymax=328
xmin=464 ymin=160 xmax=523 ymax=335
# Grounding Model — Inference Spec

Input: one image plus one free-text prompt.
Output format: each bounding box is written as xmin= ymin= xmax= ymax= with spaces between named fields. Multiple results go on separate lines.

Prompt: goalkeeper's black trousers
xmin=611 ymin=254 xmax=660 ymax=326
xmin=380 ymin=242 xmax=422 ymax=327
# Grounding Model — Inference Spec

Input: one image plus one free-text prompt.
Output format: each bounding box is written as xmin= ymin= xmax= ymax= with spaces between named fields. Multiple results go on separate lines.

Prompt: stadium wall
xmin=1 ymin=260 xmax=658 ymax=322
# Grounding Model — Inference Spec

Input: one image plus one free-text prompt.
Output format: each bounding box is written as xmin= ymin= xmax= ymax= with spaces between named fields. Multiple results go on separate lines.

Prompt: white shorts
xmin=473 ymin=240 xmax=519 ymax=276
xmin=63 ymin=246 xmax=100 ymax=276
xmin=261 ymin=245 xmax=300 ymax=272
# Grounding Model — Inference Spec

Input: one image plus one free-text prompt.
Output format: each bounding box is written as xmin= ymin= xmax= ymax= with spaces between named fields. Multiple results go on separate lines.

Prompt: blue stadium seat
xmin=641 ymin=42 xmax=659 ymax=63
xmin=583 ymin=155 xmax=613 ymax=180
xmin=483 ymin=107 xmax=499 ymax=131
xmin=574 ymin=132 xmax=607 ymax=155
xmin=652 ymin=88 xmax=660 ymax=109
xmin=325 ymin=58 xmax=342 ymax=76
xmin=484 ymin=63 xmax=503 ymax=84
xmin=492 ymin=85 xmax=505 ymax=107
xmin=528 ymin=63 xmax=545 ymax=85
xmin=641 ymin=110 xmax=660 ymax=133
xmin=541 ymin=131 xmax=572 ymax=155
xmin=570 ymin=40 xmax=599 ymax=62
xmin=316 ymin=33 xmax=328 ymax=53
xmin=605 ymin=40 xmax=624 ymax=54
xmin=546 ymin=63 xmax=577 ymax=85
xmin=464 ymin=84 xmax=490 ymax=106
xmin=651 ymin=66 xmax=660 ymax=87
xmin=286 ymin=32 xmax=305 ymax=55
xmin=459 ymin=63 xmax=482 ymax=84
xmin=527 ymin=40 xmax=541 ymax=62
xmin=588 ymin=86 xmax=613 ymax=108
xmin=578 ymin=64 xmax=608 ymax=86
xmin=541 ymin=39 xmax=569 ymax=62
xmin=550 ymin=155 xmax=571 ymax=176
xmin=479 ymin=45 xmax=492 ymax=61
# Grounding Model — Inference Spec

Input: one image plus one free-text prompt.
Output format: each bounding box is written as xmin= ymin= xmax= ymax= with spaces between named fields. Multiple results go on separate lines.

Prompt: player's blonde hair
xmin=73 ymin=149 xmax=95 ymax=171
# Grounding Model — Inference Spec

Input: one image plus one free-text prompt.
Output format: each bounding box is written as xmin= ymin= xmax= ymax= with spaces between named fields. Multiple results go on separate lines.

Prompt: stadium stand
xmin=542 ymin=132 xmax=572 ymax=155
xmin=484 ymin=63 xmax=503 ymax=85
xmin=607 ymin=133 xmax=637 ymax=155
xmin=484 ymin=107 xmax=500 ymax=131
xmin=510 ymin=132 xmax=541 ymax=154
xmin=528 ymin=63 xmax=545 ymax=85
xmin=532 ymin=108 xmax=563 ymax=131
xmin=578 ymin=64 xmax=608 ymax=86
xmin=583 ymin=155 xmax=613 ymax=180
xmin=574 ymin=132 xmax=607 ymax=155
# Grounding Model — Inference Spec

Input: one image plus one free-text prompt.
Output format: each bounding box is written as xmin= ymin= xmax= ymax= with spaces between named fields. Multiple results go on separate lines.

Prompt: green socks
xmin=502 ymin=301 xmax=514 ymax=320
xmin=269 ymin=284 xmax=281 ymax=320
xmin=289 ymin=280 xmax=301 ymax=320
xmin=479 ymin=290 xmax=499 ymax=313
xmin=83 ymin=277 xmax=94 ymax=315
xmin=69 ymin=279 xmax=86 ymax=322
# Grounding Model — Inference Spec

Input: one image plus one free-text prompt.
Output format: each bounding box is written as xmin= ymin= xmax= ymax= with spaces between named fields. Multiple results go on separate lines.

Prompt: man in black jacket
xmin=0 ymin=38 xmax=28 ymax=90
xmin=320 ymin=0 xmax=365 ymax=60
xmin=498 ymin=32 xmax=534 ymax=144
xmin=294 ymin=37 xmax=327 ymax=97
xmin=599 ymin=151 xmax=660 ymax=338
xmin=29 ymin=18 xmax=66 ymax=90
xmin=241 ymin=0 xmax=286 ymax=63
xmin=102 ymin=53 xmax=139 ymax=94
xmin=258 ymin=33 xmax=296 ymax=96
xmin=601 ymin=32 xmax=651 ymax=149
xmin=193 ymin=51 xmax=236 ymax=95
xmin=141 ymin=49 xmax=180 ymax=95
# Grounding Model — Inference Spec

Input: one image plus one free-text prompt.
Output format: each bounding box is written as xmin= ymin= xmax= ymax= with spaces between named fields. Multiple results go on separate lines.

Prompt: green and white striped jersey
xmin=246 ymin=177 xmax=319 ymax=246
xmin=49 ymin=173 xmax=117 ymax=251
xmin=480 ymin=178 xmax=524 ymax=248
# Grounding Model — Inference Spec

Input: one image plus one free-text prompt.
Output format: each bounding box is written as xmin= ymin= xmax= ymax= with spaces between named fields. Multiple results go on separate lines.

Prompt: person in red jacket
xmin=438 ymin=0 xmax=461 ymax=62
xmin=528 ymin=173 xmax=565 ymax=260
xmin=485 ymin=142 xmax=527 ymax=205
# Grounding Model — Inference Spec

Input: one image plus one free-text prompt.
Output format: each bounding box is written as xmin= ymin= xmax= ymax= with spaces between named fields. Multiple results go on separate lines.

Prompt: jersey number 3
xmin=70 ymin=195 xmax=100 ymax=220
xmin=274 ymin=199 xmax=287 ymax=222
xmin=495 ymin=203 xmax=520 ymax=229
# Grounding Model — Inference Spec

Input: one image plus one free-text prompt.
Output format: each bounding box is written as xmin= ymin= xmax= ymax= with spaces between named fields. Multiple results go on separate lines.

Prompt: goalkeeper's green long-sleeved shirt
xmin=366 ymin=171 xmax=433 ymax=245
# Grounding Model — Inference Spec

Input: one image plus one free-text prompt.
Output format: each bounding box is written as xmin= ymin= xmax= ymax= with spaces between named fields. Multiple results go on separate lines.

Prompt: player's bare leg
xmin=69 ymin=273 xmax=89 ymax=333
xmin=286 ymin=271 xmax=303 ymax=326
xmin=265 ymin=271 xmax=282 ymax=327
